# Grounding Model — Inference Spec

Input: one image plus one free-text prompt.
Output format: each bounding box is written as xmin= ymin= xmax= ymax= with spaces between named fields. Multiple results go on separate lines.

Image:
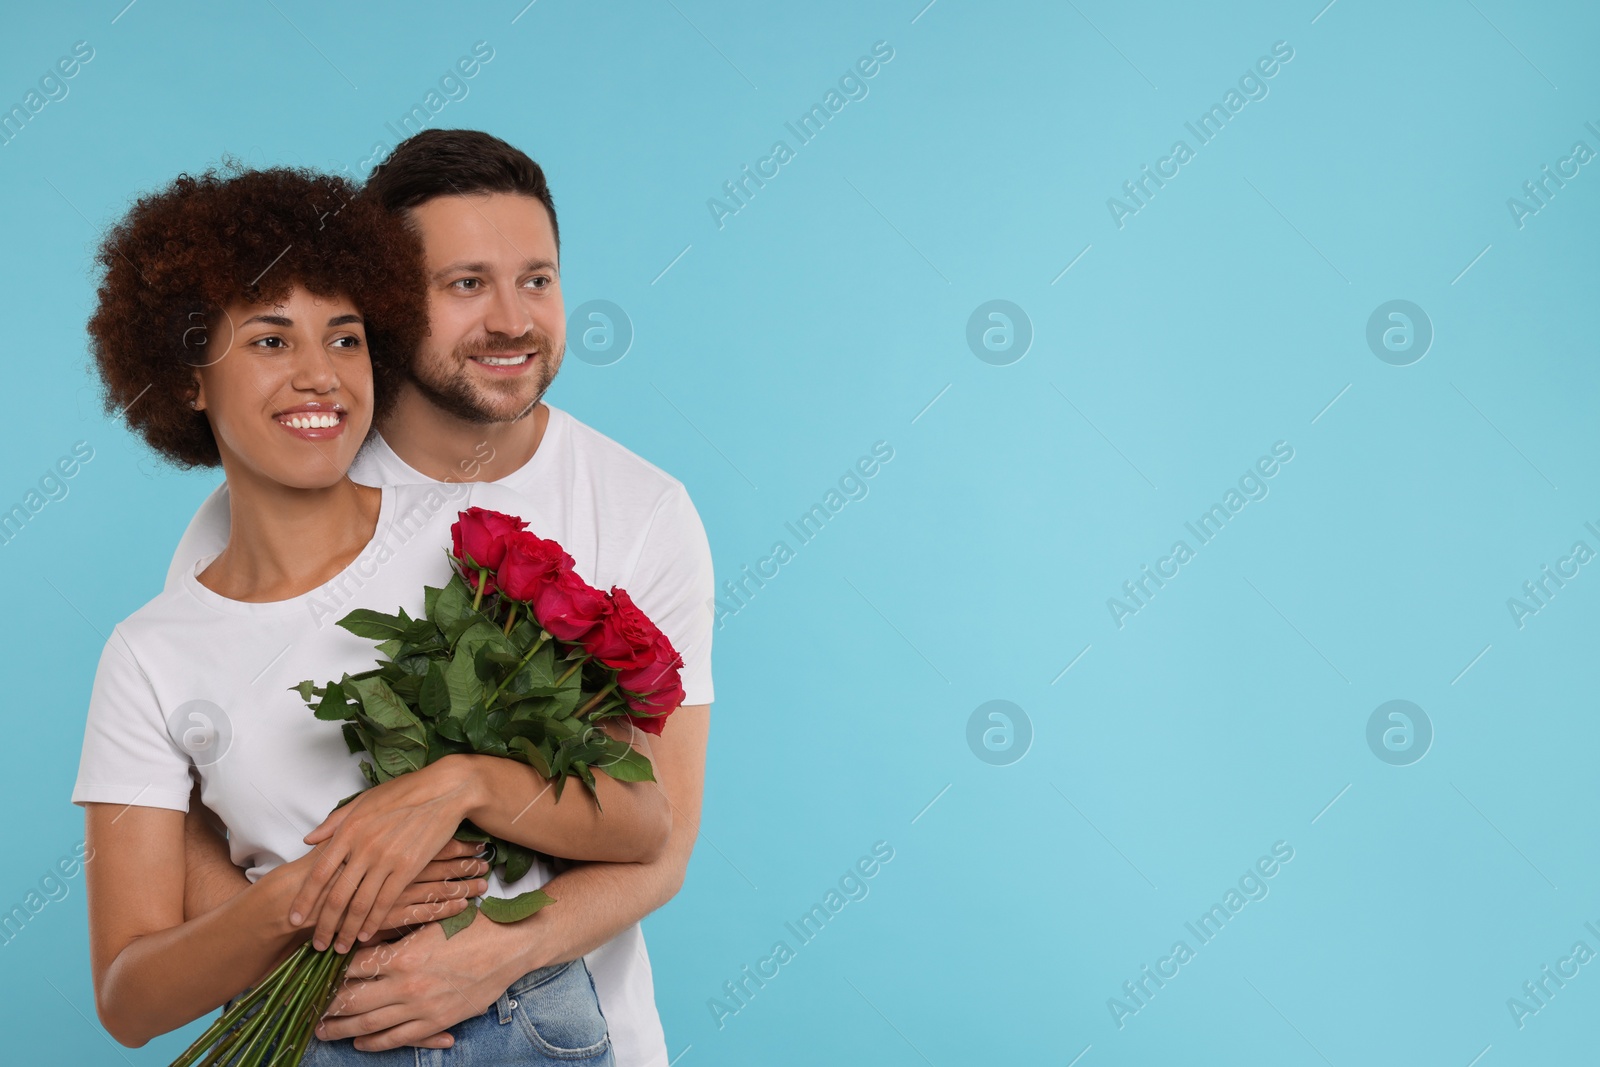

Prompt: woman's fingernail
xmin=290 ymin=912 xmax=303 ymax=925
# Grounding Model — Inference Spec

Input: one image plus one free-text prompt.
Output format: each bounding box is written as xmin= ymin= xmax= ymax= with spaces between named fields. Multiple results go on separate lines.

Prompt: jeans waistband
xmin=493 ymin=957 xmax=583 ymax=1024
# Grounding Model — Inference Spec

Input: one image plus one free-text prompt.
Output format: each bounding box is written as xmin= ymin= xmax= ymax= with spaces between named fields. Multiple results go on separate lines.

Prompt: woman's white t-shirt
xmin=103 ymin=404 xmax=716 ymax=1067
xmin=72 ymin=480 xmax=560 ymax=902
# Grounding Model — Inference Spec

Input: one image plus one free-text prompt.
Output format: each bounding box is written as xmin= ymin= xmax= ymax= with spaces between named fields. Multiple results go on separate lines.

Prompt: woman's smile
xmin=275 ymin=401 xmax=348 ymax=439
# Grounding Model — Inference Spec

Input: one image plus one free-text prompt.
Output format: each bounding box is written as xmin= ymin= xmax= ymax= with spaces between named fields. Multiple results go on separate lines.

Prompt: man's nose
xmin=482 ymin=283 xmax=532 ymax=340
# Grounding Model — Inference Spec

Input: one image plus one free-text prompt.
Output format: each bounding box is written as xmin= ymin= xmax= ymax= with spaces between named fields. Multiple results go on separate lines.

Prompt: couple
xmin=71 ymin=129 xmax=714 ymax=1065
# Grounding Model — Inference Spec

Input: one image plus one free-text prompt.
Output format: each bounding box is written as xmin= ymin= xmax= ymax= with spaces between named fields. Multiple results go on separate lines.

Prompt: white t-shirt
xmin=73 ymin=481 xmax=557 ymax=904
xmin=152 ymin=403 xmax=713 ymax=1067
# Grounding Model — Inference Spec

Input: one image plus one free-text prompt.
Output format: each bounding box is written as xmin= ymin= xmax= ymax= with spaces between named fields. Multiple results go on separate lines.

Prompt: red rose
xmin=496 ymin=532 xmax=575 ymax=602
xmin=628 ymin=709 xmax=670 ymax=736
xmin=452 ymin=507 xmax=528 ymax=570
xmin=532 ymin=570 xmax=611 ymax=642
xmin=619 ymin=631 xmax=685 ymax=723
xmin=580 ymin=588 xmax=660 ymax=671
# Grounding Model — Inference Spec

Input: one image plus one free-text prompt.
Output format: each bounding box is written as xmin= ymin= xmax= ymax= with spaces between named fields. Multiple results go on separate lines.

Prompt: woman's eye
xmin=330 ymin=335 xmax=362 ymax=349
xmin=251 ymin=336 xmax=287 ymax=349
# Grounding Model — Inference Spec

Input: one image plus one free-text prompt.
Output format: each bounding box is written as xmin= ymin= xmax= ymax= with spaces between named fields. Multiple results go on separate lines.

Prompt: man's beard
xmin=408 ymin=328 xmax=563 ymax=425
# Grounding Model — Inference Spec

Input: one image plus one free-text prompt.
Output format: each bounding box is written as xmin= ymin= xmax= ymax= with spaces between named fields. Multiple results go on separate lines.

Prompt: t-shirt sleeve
xmin=163 ymin=482 xmax=232 ymax=592
xmin=625 ymin=484 xmax=715 ymax=706
xmin=71 ymin=628 xmax=194 ymax=812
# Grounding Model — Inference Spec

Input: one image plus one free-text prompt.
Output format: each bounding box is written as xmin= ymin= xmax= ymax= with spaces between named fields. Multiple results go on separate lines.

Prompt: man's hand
xmin=288 ymin=759 xmax=478 ymax=954
xmin=314 ymin=912 xmax=526 ymax=1052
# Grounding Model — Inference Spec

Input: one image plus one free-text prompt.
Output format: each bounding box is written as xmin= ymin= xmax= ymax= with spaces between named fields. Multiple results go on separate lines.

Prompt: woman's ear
xmin=190 ymin=372 xmax=206 ymax=413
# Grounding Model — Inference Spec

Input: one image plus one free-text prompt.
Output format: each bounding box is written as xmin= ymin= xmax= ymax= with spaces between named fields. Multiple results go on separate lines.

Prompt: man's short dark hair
xmin=365 ymin=129 xmax=559 ymax=253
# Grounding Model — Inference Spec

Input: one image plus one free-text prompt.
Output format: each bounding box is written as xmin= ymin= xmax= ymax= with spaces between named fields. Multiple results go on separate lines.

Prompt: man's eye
xmin=524 ymin=276 xmax=550 ymax=289
xmin=453 ymin=278 xmax=481 ymax=291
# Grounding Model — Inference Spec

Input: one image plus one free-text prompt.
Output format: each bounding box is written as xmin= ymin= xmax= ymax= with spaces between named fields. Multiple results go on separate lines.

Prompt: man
xmin=166 ymin=128 xmax=714 ymax=1065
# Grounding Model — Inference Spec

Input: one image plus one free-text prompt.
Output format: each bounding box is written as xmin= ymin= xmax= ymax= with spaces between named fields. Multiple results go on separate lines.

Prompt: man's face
xmin=406 ymin=192 xmax=564 ymax=424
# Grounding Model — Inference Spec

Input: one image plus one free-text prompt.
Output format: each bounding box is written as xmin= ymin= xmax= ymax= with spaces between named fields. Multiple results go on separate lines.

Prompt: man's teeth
xmin=477 ymin=354 xmax=530 ymax=366
xmin=282 ymin=413 xmax=342 ymax=429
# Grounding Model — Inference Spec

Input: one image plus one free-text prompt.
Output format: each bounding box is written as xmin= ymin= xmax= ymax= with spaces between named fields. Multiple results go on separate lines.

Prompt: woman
xmin=72 ymin=165 xmax=669 ymax=1063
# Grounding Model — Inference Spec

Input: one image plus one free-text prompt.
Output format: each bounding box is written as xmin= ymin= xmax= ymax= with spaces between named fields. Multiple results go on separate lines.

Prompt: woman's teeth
xmin=477 ymin=354 xmax=530 ymax=366
xmin=281 ymin=412 xmax=342 ymax=429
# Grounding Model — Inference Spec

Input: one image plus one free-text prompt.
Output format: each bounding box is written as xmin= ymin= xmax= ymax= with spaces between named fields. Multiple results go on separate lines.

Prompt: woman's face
xmin=193 ymin=286 xmax=372 ymax=490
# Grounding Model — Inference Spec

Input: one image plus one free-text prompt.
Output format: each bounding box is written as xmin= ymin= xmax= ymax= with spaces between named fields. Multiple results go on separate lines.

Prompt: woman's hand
xmin=274 ymin=836 xmax=489 ymax=948
xmin=286 ymin=759 xmax=484 ymax=954
xmin=365 ymin=838 xmax=490 ymax=940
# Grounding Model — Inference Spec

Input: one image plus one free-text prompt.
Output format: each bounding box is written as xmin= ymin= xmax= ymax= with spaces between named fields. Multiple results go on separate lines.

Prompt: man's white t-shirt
xmin=151 ymin=404 xmax=715 ymax=1067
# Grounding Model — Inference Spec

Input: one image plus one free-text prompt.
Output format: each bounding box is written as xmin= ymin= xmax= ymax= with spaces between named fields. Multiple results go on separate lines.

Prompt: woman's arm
xmin=455 ymin=715 xmax=673 ymax=861
xmin=308 ymin=704 xmax=710 ymax=1052
xmin=182 ymin=782 xmax=487 ymax=931
xmin=85 ymin=802 xmax=310 ymax=1047
xmin=289 ymin=715 xmax=672 ymax=963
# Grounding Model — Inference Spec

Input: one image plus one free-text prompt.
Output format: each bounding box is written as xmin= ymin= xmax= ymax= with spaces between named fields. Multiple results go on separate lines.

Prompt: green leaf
xmin=314 ymin=681 xmax=355 ymax=721
xmin=435 ymin=713 xmax=468 ymax=743
xmin=347 ymin=676 xmax=429 ymax=775
xmin=419 ymin=661 xmax=450 ymax=719
xmin=458 ymin=620 xmax=516 ymax=671
xmin=444 ymin=646 xmax=483 ymax=719
xmin=501 ymin=717 xmax=547 ymax=743
xmin=373 ymin=738 xmax=427 ymax=777
xmin=292 ymin=680 xmax=316 ymax=703
xmin=347 ymin=677 xmax=426 ymax=740
xmin=337 ymin=608 xmax=412 ymax=641
xmin=495 ymin=838 xmax=538 ymax=883
xmin=341 ymin=722 xmax=366 ymax=755
xmin=479 ymin=890 xmax=554 ymax=923
xmin=464 ymin=704 xmax=505 ymax=755
xmin=435 ymin=575 xmax=475 ymax=644
xmin=596 ymin=739 xmax=656 ymax=783
xmin=452 ymin=823 xmax=493 ymax=843
xmin=375 ymin=637 xmax=405 ymax=660
xmin=510 ymin=640 xmax=558 ymax=692
xmin=424 ymin=583 xmax=442 ymax=619
xmin=439 ymin=900 xmax=478 ymax=938
xmin=509 ymin=736 xmax=553 ymax=778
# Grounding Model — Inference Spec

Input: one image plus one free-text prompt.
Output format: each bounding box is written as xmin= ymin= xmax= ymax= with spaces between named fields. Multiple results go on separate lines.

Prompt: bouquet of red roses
xmin=166 ymin=507 xmax=684 ymax=1067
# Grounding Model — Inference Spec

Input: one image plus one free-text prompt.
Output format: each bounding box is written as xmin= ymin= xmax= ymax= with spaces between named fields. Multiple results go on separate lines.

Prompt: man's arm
xmin=182 ymin=782 xmax=251 ymax=920
xmin=510 ymin=704 xmax=709 ymax=964
xmin=315 ymin=704 xmax=710 ymax=1052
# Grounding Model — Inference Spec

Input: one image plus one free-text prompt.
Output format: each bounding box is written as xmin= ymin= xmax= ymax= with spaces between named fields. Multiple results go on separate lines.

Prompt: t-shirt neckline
xmin=181 ymin=484 xmax=398 ymax=616
xmin=365 ymin=403 xmax=566 ymax=488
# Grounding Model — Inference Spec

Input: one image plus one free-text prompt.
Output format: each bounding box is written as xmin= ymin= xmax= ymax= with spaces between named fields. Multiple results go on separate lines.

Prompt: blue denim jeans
xmin=226 ymin=958 xmax=613 ymax=1065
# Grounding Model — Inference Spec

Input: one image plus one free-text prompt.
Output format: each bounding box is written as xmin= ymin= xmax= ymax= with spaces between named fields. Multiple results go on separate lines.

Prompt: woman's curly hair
xmin=87 ymin=163 xmax=428 ymax=468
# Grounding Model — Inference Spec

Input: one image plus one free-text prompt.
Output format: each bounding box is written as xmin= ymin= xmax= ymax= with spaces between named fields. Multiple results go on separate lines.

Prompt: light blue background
xmin=3 ymin=1 xmax=1598 ymax=1063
